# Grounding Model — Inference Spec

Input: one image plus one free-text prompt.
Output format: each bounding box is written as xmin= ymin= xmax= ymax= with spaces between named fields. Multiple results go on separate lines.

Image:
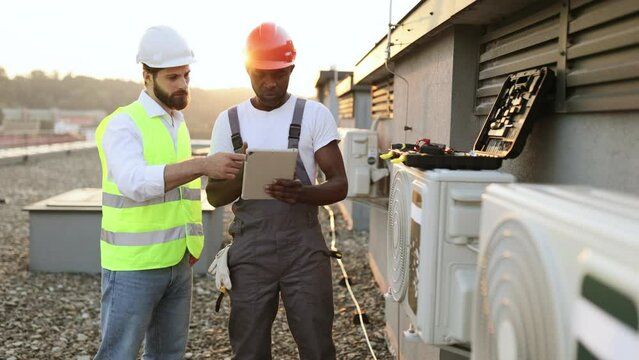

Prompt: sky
xmin=0 ymin=0 xmax=420 ymax=97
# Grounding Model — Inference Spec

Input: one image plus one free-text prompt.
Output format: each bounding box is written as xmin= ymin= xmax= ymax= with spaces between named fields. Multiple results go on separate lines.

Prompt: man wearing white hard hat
xmin=93 ymin=25 xmax=244 ymax=359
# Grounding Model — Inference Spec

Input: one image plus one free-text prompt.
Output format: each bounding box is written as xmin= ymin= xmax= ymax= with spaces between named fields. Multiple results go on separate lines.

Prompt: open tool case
xmin=403 ymin=67 xmax=555 ymax=170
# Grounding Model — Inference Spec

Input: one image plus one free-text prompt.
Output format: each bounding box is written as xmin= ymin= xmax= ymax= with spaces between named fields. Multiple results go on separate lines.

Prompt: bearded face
xmin=144 ymin=65 xmax=191 ymax=111
xmin=153 ymin=80 xmax=190 ymax=110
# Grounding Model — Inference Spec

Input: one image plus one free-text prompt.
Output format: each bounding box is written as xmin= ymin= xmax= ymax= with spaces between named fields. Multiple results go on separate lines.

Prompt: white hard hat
xmin=136 ymin=25 xmax=196 ymax=68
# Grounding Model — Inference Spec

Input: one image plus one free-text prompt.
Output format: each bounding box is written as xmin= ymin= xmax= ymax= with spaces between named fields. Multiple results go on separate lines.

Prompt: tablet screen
xmin=241 ymin=149 xmax=299 ymax=200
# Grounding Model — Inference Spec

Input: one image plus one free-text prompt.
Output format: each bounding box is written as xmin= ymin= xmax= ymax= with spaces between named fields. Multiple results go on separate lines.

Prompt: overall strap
xmin=227 ymin=107 xmax=244 ymax=153
xmin=287 ymin=98 xmax=311 ymax=185
xmin=287 ymin=98 xmax=307 ymax=149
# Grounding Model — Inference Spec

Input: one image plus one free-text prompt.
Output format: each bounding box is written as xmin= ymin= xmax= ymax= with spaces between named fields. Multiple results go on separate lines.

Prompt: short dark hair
xmin=142 ymin=64 xmax=161 ymax=86
xmin=143 ymin=64 xmax=161 ymax=78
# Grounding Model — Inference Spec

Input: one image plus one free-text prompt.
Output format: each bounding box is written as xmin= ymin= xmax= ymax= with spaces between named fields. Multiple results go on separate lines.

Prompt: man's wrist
xmin=195 ymin=157 xmax=207 ymax=177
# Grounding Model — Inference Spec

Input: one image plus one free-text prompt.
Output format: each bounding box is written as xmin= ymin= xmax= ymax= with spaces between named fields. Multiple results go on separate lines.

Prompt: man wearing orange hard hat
xmin=206 ymin=22 xmax=347 ymax=359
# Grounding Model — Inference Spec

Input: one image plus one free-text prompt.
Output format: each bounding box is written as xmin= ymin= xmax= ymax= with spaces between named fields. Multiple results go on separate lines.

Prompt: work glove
xmin=208 ymin=244 xmax=232 ymax=291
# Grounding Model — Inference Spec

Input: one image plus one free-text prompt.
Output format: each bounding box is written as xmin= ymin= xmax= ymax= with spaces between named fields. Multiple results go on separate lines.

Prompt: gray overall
xmin=226 ymin=98 xmax=336 ymax=360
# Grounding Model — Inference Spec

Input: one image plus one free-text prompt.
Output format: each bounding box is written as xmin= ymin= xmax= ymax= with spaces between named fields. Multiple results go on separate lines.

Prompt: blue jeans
xmin=94 ymin=253 xmax=192 ymax=360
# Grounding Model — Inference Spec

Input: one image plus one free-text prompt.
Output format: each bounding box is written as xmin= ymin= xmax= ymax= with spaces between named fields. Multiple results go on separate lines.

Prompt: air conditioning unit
xmin=337 ymin=128 xmax=388 ymax=197
xmin=387 ymin=164 xmax=514 ymax=346
xmin=472 ymin=184 xmax=639 ymax=360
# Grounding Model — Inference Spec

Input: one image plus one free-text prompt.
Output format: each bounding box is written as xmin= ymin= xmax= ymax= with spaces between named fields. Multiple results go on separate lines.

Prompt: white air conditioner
xmin=472 ymin=184 xmax=639 ymax=360
xmin=387 ymin=164 xmax=514 ymax=346
xmin=337 ymin=128 xmax=388 ymax=197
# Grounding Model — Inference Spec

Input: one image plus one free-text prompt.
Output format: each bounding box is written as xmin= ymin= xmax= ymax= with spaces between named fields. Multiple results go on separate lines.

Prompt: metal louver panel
xmin=565 ymin=0 xmax=639 ymax=112
xmin=476 ymin=0 xmax=639 ymax=114
xmin=371 ymin=78 xmax=394 ymax=119
xmin=475 ymin=4 xmax=560 ymax=116
xmin=338 ymin=93 xmax=354 ymax=120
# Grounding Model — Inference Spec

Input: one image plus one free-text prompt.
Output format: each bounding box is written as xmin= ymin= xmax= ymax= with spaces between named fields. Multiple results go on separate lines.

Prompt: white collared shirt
xmin=101 ymin=90 xmax=184 ymax=202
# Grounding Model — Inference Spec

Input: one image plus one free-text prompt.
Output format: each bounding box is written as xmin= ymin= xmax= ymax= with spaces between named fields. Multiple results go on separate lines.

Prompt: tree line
xmin=0 ymin=68 xmax=254 ymax=139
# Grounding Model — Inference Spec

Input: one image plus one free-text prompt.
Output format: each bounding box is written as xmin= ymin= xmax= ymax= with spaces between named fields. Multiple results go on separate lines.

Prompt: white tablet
xmin=241 ymin=148 xmax=299 ymax=200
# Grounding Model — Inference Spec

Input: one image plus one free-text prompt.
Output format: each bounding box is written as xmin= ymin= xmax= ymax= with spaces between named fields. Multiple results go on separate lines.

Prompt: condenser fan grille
xmin=387 ymin=170 xmax=412 ymax=302
xmin=474 ymin=220 xmax=564 ymax=360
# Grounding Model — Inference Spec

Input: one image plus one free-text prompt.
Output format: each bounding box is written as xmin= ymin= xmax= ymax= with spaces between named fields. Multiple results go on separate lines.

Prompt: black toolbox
xmin=398 ymin=67 xmax=555 ymax=170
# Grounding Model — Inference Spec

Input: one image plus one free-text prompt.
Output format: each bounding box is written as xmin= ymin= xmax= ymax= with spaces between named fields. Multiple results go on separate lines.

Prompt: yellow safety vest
xmin=95 ymin=101 xmax=203 ymax=271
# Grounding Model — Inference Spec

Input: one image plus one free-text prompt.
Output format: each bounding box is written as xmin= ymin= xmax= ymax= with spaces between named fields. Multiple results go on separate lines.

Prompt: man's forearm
xmin=206 ymin=175 xmax=242 ymax=207
xmin=300 ymin=176 xmax=348 ymax=206
xmin=164 ymin=152 xmax=245 ymax=193
xmin=164 ymin=158 xmax=205 ymax=193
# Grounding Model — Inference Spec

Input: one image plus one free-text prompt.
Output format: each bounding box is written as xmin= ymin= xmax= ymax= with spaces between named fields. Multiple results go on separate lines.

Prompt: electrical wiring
xmin=323 ymin=205 xmax=378 ymax=360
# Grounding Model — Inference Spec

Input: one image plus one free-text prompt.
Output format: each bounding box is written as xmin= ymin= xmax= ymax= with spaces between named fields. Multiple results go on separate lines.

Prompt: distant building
xmin=53 ymin=109 xmax=106 ymax=140
xmin=1 ymin=108 xmax=55 ymax=134
xmin=314 ymin=69 xmax=352 ymax=125
xmin=0 ymin=107 xmax=104 ymax=147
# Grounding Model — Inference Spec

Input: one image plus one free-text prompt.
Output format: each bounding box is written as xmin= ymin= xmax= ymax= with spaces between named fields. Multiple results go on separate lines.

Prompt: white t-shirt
xmin=209 ymin=96 xmax=339 ymax=182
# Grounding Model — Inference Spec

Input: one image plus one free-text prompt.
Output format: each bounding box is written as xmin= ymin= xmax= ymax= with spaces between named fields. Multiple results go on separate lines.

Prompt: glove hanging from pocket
xmin=208 ymin=244 xmax=232 ymax=291
xmin=209 ymin=244 xmax=232 ymax=313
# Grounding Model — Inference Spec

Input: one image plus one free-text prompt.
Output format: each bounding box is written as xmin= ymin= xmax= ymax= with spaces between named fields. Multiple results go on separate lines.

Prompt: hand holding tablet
xmin=241 ymin=149 xmax=299 ymax=200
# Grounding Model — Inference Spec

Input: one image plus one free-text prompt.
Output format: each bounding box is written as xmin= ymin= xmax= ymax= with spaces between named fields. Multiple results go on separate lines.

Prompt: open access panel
xmin=399 ymin=67 xmax=555 ymax=170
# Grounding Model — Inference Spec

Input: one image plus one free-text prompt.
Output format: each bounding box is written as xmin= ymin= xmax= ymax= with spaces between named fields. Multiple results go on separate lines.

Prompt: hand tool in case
xmin=389 ymin=66 xmax=555 ymax=170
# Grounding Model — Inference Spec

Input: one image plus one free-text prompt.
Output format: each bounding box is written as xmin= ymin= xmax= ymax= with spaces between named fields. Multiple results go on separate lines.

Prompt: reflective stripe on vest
xmin=101 ymin=223 xmax=204 ymax=246
xmin=96 ymin=100 xmax=203 ymax=271
xmin=102 ymin=187 xmax=201 ymax=208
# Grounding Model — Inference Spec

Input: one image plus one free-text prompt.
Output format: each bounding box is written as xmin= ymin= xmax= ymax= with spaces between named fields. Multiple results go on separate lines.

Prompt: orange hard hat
xmin=245 ymin=22 xmax=296 ymax=70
